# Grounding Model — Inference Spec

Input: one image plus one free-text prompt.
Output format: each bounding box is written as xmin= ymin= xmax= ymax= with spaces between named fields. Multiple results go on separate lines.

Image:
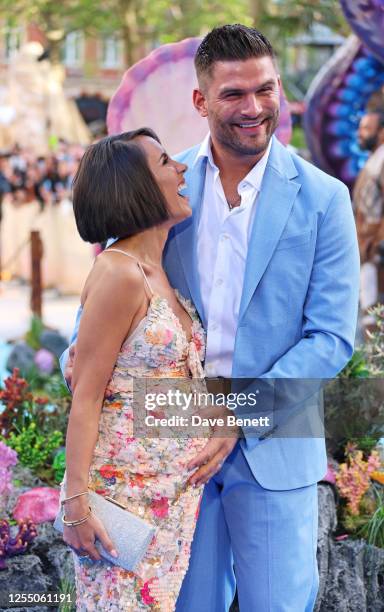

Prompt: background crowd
xmin=0 ymin=142 xmax=84 ymax=209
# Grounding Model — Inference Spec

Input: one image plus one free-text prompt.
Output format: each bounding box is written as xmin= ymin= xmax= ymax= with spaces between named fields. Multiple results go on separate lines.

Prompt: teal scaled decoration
xmin=0 ymin=518 xmax=37 ymax=570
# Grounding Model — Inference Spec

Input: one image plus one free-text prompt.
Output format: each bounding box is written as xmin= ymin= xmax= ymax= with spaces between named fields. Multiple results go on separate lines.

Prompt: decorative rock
xmin=13 ymin=487 xmax=60 ymax=523
xmin=30 ymin=521 xmax=75 ymax=586
xmin=40 ymin=330 xmax=68 ymax=359
xmin=12 ymin=463 xmax=45 ymax=489
xmin=0 ymin=554 xmax=52 ymax=610
xmin=318 ymin=540 xmax=384 ymax=611
xmin=2 ymin=479 xmax=382 ymax=611
xmin=315 ymin=484 xmax=384 ymax=611
xmin=5 ymin=342 xmax=35 ymax=375
xmin=316 ymin=484 xmax=338 ymax=609
xmin=46 ymin=544 xmax=75 ymax=584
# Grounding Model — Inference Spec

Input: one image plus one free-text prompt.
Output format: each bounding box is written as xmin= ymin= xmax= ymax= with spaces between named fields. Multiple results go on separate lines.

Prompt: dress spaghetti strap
xmin=104 ymin=248 xmax=154 ymax=296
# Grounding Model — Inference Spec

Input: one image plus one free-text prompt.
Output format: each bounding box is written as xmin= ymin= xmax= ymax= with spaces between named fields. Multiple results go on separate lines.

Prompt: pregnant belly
xmin=92 ymin=417 xmax=208 ymax=476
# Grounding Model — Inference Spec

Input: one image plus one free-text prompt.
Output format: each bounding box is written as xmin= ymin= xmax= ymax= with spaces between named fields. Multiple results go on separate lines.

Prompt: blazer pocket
xmin=275 ymin=230 xmax=313 ymax=251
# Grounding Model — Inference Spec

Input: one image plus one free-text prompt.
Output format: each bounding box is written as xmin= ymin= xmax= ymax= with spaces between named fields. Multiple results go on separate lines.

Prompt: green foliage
xmin=325 ymin=305 xmax=384 ymax=460
xmin=53 ymin=448 xmax=66 ymax=484
xmin=361 ymin=494 xmax=384 ymax=548
xmin=339 ymin=349 xmax=370 ymax=379
xmin=0 ymin=368 xmax=70 ymax=443
xmin=325 ymin=377 xmax=383 ymax=461
xmin=336 ymin=478 xmax=384 ymax=548
xmin=58 ymin=577 xmax=76 ymax=612
xmin=0 ymin=370 xmax=68 ymax=483
xmin=290 ymin=126 xmax=306 ymax=150
xmin=0 ymin=0 xmax=347 ymax=69
xmin=25 ymin=316 xmax=44 ymax=351
xmin=364 ymin=512 xmax=384 ymax=548
xmin=0 ymin=0 xmax=108 ymax=38
xmin=25 ymin=368 xmax=71 ymax=400
xmin=363 ymin=304 xmax=384 ymax=375
xmin=4 ymin=422 xmax=63 ymax=471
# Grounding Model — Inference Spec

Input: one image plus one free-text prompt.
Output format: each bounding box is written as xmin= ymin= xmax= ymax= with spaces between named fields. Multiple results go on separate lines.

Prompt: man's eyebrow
xmin=219 ymin=80 xmax=277 ymax=96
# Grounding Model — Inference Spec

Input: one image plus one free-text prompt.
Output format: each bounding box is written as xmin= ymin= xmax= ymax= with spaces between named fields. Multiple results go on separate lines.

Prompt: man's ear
xmin=193 ymin=88 xmax=208 ymax=118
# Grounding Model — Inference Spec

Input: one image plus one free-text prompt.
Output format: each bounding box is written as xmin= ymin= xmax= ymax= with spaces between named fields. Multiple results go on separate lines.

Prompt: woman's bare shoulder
xmin=81 ymin=251 xmax=145 ymax=306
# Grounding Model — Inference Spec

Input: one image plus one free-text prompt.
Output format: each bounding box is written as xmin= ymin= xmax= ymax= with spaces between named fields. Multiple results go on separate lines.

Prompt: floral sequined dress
xmin=66 ymin=250 xmax=210 ymax=612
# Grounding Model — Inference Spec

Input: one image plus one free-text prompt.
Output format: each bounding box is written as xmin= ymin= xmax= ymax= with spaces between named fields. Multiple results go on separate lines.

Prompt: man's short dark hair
xmin=194 ymin=24 xmax=276 ymax=83
xmin=72 ymin=128 xmax=169 ymax=243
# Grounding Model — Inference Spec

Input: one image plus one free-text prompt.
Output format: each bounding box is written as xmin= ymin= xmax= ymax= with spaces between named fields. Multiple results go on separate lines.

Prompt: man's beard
xmin=360 ymin=134 xmax=378 ymax=151
xmin=214 ymin=111 xmax=280 ymax=157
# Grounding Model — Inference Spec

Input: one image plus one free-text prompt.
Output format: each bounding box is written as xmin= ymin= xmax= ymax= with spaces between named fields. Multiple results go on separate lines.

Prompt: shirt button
xmin=221 ymin=233 xmax=230 ymax=241
xmin=215 ymin=279 xmax=223 ymax=287
xmin=211 ymin=322 xmax=218 ymax=331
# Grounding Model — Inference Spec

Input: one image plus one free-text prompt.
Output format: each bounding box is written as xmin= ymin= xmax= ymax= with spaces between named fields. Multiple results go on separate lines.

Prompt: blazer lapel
xmin=238 ymin=138 xmax=301 ymax=322
xmin=175 ymin=156 xmax=207 ymax=325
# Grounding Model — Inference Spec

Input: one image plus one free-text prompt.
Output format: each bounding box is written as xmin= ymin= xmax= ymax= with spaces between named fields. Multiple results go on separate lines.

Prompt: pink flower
xmin=0 ymin=441 xmax=17 ymax=469
xmin=335 ymin=447 xmax=382 ymax=515
xmin=163 ymin=328 xmax=174 ymax=344
xmin=0 ymin=442 xmax=18 ymax=505
xmin=195 ymin=498 xmax=201 ymax=521
xmin=192 ymin=330 xmax=205 ymax=359
xmin=150 ymin=496 xmax=169 ymax=518
xmin=34 ymin=349 xmax=55 ymax=374
xmin=140 ymin=581 xmax=155 ymax=605
xmin=99 ymin=464 xmax=122 ymax=480
xmin=321 ymin=464 xmax=336 ymax=485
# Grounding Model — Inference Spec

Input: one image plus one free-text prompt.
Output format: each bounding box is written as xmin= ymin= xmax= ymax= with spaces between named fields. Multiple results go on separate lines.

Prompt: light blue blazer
xmin=163 ymin=135 xmax=360 ymax=490
xmin=62 ymin=135 xmax=359 ymax=491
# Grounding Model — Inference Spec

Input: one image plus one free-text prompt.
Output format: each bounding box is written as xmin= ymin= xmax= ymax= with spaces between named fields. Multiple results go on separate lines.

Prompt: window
xmin=63 ymin=31 xmax=84 ymax=67
xmin=101 ymin=36 xmax=123 ymax=69
xmin=3 ymin=26 xmax=22 ymax=60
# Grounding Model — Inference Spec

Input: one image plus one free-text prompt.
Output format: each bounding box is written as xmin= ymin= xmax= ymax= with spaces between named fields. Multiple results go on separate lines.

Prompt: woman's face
xmin=136 ymin=136 xmax=191 ymax=224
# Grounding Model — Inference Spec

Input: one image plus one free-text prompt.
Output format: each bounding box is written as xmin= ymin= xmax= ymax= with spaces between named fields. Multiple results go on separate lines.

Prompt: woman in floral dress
xmin=60 ymin=129 xmax=223 ymax=611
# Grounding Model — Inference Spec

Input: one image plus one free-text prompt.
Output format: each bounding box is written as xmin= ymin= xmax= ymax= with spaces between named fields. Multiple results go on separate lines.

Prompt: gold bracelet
xmin=62 ymin=507 xmax=92 ymax=527
xmin=61 ymin=491 xmax=89 ymax=505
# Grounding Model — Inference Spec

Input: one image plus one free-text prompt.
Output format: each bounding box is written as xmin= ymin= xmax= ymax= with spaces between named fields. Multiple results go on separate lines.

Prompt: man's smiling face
xmin=194 ymin=56 xmax=281 ymax=158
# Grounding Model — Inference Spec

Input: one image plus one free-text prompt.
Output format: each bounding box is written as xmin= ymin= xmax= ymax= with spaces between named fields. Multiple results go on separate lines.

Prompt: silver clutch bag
xmin=54 ymin=490 xmax=156 ymax=571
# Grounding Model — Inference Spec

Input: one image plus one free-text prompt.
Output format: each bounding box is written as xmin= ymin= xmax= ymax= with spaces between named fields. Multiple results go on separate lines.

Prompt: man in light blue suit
xmin=61 ymin=25 xmax=359 ymax=612
xmin=164 ymin=25 xmax=359 ymax=611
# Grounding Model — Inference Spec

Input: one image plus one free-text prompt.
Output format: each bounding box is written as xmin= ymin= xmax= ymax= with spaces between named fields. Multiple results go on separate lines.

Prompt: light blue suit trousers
xmin=176 ymin=443 xmax=318 ymax=612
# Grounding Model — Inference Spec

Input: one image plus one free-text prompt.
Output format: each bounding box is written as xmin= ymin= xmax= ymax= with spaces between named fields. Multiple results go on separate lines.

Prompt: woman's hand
xmin=187 ymin=405 xmax=240 ymax=487
xmin=63 ymin=498 xmax=118 ymax=561
xmin=64 ymin=343 xmax=76 ymax=391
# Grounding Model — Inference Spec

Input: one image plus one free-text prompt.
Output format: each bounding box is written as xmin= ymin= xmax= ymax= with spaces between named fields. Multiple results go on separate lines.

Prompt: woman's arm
xmin=63 ymin=259 xmax=144 ymax=559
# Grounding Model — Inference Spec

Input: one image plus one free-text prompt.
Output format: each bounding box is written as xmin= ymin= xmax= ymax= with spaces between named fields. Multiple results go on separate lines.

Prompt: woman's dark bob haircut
xmin=72 ymin=128 xmax=170 ymax=243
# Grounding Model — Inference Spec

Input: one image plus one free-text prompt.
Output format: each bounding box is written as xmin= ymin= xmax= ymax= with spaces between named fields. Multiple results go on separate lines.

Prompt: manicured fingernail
xmin=110 ymin=549 xmax=118 ymax=557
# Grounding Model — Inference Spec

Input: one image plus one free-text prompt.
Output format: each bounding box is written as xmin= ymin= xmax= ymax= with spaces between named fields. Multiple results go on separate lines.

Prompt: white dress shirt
xmin=196 ymin=134 xmax=272 ymax=378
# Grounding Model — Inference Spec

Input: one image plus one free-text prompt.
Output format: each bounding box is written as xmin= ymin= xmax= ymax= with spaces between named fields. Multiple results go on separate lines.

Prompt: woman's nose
xmin=175 ymin=161 xmax=187 ymax=174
